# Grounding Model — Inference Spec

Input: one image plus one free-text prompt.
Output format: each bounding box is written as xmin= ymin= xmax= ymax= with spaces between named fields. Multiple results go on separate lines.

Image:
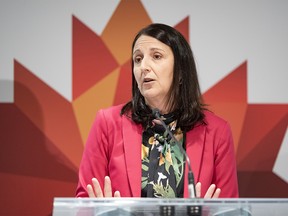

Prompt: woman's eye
xmin=154 ymin=54 xmax=162 ymax=60
xmin=134 ymin=56 xmax=142 ymax=63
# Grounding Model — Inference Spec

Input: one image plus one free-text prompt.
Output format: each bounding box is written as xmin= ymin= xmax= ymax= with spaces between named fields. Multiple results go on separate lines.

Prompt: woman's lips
xmin=143 ymin=78 xmax=154 ymax=83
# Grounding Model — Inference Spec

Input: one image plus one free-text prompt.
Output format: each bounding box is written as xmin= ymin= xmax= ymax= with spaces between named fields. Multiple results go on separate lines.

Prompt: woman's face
xmin=133 ymin=35 xmax=174 ymax=112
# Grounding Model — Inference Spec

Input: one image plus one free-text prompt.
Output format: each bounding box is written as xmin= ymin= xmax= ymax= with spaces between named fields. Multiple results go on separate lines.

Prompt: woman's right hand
xmin=87 ymin=176 xmax=121 ymax=198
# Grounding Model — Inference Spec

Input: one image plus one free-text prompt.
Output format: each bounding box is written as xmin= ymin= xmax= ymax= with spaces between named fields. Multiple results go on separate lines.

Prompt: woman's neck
xmin=145 ymin=100 xmax=171 ymax=115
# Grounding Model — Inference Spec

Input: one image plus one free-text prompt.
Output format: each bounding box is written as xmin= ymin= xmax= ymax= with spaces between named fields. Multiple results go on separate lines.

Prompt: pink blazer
xmin=76 ymin=104 xmax=239 ymax=198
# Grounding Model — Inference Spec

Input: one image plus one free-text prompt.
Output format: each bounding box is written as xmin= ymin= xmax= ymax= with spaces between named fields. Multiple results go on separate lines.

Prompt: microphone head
xmin=152 ymin=108 xmax=161 ymax=119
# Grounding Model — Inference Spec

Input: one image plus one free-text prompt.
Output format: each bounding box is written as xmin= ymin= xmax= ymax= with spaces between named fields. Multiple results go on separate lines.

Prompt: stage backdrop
xmin=0 ymin=1 xmax=287 ymax=215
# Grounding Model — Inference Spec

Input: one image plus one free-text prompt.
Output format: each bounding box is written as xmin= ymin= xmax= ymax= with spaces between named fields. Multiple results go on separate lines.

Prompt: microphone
xmin=152 ymin=108 xmax=196 ymax=198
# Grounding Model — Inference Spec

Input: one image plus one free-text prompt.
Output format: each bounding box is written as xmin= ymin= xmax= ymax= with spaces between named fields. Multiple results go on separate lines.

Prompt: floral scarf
xmin=141 ymin=113 xmax=186 ymax=198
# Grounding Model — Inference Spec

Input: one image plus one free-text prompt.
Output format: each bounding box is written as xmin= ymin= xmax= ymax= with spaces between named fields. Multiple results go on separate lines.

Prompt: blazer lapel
xmin=122 ymin=116 xmax=142 ymax=197
xmin=183 ymin=124 xmax=206 ymax=198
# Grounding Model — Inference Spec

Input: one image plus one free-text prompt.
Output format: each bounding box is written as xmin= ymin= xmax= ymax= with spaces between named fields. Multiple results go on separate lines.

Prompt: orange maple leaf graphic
xmin=0 ymin=0 xmax=287 ymax=215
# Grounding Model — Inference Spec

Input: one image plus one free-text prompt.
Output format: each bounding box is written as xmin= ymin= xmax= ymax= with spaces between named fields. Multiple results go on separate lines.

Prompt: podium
xmin=53 ymin=198 xmax=288 ymax=216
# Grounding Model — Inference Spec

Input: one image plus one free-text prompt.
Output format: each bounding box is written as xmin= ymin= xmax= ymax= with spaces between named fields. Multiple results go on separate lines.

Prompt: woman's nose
xmin=140 ymin=58 xmax=151 ymax=72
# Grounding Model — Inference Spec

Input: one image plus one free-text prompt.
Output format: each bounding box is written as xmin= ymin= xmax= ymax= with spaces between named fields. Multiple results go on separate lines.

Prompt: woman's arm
xmin=213 ymin=122 xmax=239 ymax=197
xmin=76 ymin=109 xmax=110 ymax=197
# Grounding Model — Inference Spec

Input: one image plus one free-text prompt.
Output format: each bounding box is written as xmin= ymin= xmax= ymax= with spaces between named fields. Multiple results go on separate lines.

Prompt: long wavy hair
xmin=121 ymin=23 xmax=206 ymax=131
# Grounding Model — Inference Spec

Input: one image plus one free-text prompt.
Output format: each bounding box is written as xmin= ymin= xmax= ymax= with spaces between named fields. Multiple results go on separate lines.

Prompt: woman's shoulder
xmin=100 ymin=103 xmax=124 ymax=114
xmin=203 ymin=110 xmax=229 ymax=129
xmin=95 ymin=104 xmax=138 ymax=130
xmin=95 ymin=104 xmax=125 ymax=120
xmin=197 ymin=110 xmax=233 ymax=141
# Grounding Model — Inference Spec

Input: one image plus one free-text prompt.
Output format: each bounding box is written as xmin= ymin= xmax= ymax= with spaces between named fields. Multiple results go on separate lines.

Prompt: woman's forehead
xmin=133 ymin=35 xmax=171 ymax=53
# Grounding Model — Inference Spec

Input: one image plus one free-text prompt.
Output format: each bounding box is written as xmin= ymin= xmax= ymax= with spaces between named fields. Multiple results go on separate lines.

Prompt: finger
xmin=195 ymin=182 xmax=201 ymax=198
xmin=114 ymin=191 xmax=121 ymax=197
xmin=104 ymin=176 xmax=112 ymax=197
xmin=212 ymin=188 xmax=221 ymax=198
xmin=87 ymin=184 xmax=96 ymax=198
xmin=92 ymin=178 xmax=103 ymax=197
xmin=204 ymin=184 xmax=216 ymax=198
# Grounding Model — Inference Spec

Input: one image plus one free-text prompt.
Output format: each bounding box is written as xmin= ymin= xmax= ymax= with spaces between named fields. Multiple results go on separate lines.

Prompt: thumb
xmin=114 ymin=191 xmax=121 ymax=197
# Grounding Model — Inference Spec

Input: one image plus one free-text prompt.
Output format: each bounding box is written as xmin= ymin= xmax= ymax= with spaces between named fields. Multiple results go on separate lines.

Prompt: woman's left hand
xmin=86 ymin=176 xmax=121 ymax=198
xmin=195 ymin=182 xmax=221 ymax=198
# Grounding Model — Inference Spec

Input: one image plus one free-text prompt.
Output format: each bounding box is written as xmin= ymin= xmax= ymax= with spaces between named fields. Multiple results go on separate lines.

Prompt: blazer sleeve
xmin=76 ymin=109 xmax=109 ymax=197
xmin=213 ymin=122 xmax=239 ymax=197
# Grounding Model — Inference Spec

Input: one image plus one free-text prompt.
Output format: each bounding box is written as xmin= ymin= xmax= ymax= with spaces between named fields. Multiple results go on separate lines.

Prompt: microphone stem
xmin=155 ymin=114 xmax=196 ymax=198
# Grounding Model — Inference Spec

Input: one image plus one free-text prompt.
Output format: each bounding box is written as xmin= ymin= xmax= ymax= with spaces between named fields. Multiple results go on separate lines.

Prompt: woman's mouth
xmin=143 ymin=78 xmax=154 ymax=83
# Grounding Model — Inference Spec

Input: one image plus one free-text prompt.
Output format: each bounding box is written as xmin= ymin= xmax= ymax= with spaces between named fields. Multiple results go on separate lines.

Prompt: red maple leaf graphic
xmin=203 ymin=62 xmax=288 ymax=197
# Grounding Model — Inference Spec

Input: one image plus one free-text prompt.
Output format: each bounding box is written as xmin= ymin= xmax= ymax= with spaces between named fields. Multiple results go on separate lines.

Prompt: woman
xmin=76 ymin=23 xmax=238 ymax=198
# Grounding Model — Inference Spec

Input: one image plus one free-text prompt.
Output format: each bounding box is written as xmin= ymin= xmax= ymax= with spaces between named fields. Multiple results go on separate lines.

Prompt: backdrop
xmin=0 ymin=0 xmax=287 ymax=215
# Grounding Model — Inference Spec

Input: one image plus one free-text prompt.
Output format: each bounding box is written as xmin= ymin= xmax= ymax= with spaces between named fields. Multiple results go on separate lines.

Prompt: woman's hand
xmin=86 ymin=178 xmax=219 ymax=198
xmin=87 ymin=176 xmax=121 ymax=198
xmin=195 ymin=182 xmax=221 ymax=198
